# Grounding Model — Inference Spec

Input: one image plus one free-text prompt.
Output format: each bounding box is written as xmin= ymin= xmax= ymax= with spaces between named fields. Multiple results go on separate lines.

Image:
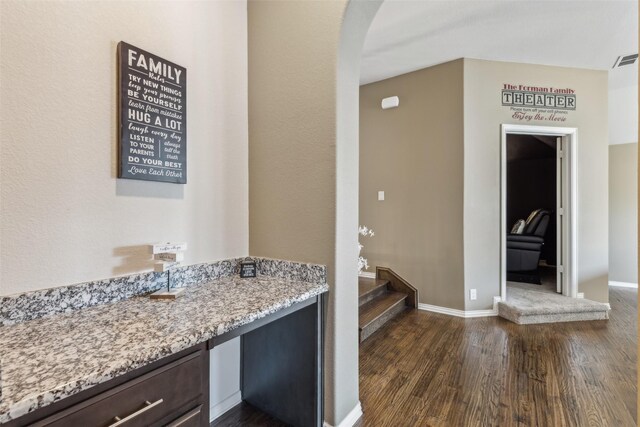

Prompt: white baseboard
xmin=609 ymin=281 xmax=638 ymax=288
xmin=418 ymin=303 xmax=498 ymax=318
xmin=210 ymin=390 xmax=242 ymax=422
xmin=324 ymin=401 xmax=363 ymax=427
xmin=358 ymin=272 xmax=376 ymax=279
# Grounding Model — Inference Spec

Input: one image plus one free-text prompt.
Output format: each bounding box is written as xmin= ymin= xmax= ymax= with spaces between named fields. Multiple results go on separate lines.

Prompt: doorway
xmin=500 ymin=124 xmax=578 ymax=301
xmin=505 ymin=134 xmax=558 ymax=293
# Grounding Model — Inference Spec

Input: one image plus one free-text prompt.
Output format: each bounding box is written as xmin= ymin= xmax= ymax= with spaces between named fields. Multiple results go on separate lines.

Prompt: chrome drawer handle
xmin=108 ymin=399 xmax=164 ymax=426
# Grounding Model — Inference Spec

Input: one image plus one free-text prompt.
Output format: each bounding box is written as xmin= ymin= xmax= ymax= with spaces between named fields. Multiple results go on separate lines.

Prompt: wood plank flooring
xmin=357 ymin=287 xmax=637 ymax=426
xmin=213 ymin=287 xmax=637 ymax=426
xmin=212 ymin=402 xmax=285 ymax=427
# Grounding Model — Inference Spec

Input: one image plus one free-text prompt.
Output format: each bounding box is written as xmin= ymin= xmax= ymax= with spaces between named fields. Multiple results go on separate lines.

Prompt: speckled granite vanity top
xmin=0 ymin=259 xmax=328 ymax=423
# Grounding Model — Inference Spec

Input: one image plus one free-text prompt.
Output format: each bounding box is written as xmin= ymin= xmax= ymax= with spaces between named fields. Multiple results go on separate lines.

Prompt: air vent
xmin=613 ymin=54 xmax=638 ymax=68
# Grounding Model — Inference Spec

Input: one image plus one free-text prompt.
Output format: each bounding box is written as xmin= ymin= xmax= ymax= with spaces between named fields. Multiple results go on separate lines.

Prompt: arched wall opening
xmin=248 ymin=0 xmax=380 ymax=425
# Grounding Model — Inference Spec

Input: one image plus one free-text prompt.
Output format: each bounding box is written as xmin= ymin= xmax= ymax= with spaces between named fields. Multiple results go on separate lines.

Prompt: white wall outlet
xmin=378 ymin=191 xmax=385 ymax=201
xmin=470 ymin=289 xmax=477 ymax=300
xmin=577 ymin=292 xmax=585 ymax=299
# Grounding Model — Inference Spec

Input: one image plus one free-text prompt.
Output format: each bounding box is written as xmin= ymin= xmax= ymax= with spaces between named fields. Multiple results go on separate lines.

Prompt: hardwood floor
xmin=211 ymin=402 xmax=286 ymax=427
xmin=357 ymin=287 xmax=637 ymax=426
xmin=213 ymin=287 xmax=637 ymax=426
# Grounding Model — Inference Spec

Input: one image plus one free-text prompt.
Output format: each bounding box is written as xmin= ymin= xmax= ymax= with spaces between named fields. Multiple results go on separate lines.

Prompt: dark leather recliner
xmin=507 ymin=209 xmax=551 ymax=272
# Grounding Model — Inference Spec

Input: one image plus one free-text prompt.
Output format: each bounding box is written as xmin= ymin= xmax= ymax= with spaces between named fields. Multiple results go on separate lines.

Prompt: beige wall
xmin=247 ymin=1 xmax=346 ymax=424
xmin=609 ymin=143 xmax=638 ymax=284
xmin=609 ymin=85 xmax=638 ymax=145
xmin=464 ymin=59 xmax=609 ymax=307
xmin=359 ymin=60 xmax=465 ymax=310
xmin=0 ymin=0 xmax=248 ymax=296
xmin=248 ymin=1 xmax=382 ymax=424
xmin=360 ymin=58 xmax=609 ymax=310
xmin=248 ymin=1 xmax=340 ymax=266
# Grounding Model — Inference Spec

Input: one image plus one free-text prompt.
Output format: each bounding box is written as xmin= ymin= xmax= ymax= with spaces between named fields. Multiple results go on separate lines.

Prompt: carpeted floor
xmin=507 ymin=265 xmax=557 ymax=294
xmin=503 ymin=264 xmax=609 ymax=324
xmin=500 ymin=285 xmax=610 ymax=324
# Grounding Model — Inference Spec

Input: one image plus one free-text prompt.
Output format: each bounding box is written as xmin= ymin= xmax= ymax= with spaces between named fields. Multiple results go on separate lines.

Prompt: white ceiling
xmin=361 ymin=0 xmax=638 ymax=89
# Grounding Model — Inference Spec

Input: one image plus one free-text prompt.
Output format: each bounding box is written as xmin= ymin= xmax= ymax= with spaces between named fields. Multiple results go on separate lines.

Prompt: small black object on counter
xmin=240 ymin=260 xmax=257 ymax=278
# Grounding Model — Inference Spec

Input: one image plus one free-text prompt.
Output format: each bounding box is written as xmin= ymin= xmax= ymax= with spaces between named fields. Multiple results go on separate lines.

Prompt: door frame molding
xmin=500 ymin=124 xmax=578 ymax=300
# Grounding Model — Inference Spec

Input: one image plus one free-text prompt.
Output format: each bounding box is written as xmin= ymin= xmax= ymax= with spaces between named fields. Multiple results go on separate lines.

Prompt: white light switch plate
xmin=378 ymin=191 xmax=385 ymax=201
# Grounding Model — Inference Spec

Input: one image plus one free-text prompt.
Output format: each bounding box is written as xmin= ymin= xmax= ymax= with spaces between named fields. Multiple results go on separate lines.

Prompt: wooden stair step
xmin=358 ymin=277 xmax=389 ymax=306
xmin=359 ymin=291 xmax=407 ymax=341
xmin=359 ymin=291 xmax=406 ymax=327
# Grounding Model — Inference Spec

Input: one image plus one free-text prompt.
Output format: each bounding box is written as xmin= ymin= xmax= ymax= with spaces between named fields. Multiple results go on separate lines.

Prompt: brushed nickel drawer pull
xmin=108 ymin=399 xmax=164 ymax=426
xmin=166 ymin=406 xmax=202 ymax=427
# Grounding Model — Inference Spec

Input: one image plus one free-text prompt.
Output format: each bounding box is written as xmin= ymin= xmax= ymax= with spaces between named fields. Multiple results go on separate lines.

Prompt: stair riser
xmin=359 ymin=284 xmax=388 ymax=307
xmin=360 ymin=300 xmax=406 ymax=342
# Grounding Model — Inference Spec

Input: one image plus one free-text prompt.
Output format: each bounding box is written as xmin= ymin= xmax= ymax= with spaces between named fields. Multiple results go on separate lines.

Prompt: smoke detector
xmin=612 ymin=54 xmax=638 ymax=68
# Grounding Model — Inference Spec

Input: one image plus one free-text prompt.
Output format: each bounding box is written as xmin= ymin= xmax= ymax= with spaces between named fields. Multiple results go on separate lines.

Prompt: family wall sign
xmin=118 ymin=42 xmax=187 ymax=184
xmin=501 ymin=83 xmax=577 ymax=123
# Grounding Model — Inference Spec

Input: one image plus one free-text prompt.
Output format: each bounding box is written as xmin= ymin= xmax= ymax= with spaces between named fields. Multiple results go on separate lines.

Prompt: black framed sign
xmin=240 ymin=260 xmax=257 ymax=278
xmin=118 ymin=42 xmax=187 ymax=184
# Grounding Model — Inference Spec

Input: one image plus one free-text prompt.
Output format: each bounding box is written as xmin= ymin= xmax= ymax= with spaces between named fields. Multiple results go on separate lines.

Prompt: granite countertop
xmin=0 ymin=275 xmax=328 ymax=423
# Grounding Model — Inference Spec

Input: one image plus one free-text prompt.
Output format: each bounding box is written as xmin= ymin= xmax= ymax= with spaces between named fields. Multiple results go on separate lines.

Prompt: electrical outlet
xmin=470 ymin=289 xmax=477 ymax=300
xmin=378 ymin=191 xmax=385 ymax=201
xmin=577 ymin=292 xmax=585 ymax=299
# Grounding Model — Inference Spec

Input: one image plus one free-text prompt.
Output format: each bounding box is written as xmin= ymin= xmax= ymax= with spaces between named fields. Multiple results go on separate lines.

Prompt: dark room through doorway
xmin=505 ymin=134 xmax=558 ymax=293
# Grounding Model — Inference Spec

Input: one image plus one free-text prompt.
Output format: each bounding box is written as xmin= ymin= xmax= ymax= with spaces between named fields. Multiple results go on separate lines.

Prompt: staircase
xmin=358 ymin=276 xmax=409 ymax=342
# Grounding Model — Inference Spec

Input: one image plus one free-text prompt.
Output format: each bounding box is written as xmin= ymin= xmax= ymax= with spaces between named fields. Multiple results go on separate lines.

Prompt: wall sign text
xmin=118 ymin=42 xmax=187 ymax=184
xmin=240 ymin=260 xmax=257 ymax=278
xmin=502 ymin=84 xmax=576 ymax=123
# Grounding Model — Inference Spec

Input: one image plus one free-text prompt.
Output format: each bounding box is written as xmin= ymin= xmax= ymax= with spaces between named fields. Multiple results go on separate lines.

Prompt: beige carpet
xmin=507 ymin=265 xmax=557 ymax=294
xmin=507 ymin=280 xmax=557 ymax=294
xmin=499 ymin=286 xmax=610 ymax=324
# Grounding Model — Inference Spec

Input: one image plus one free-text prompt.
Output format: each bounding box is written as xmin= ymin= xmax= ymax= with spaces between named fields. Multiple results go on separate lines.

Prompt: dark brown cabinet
xmin=34 ymin=351 xmax=207 ymax=427
xmin=4 ymin=345 xmax=210 ymax=427
xmin=165 ymin=405 xmax=203 ymax=427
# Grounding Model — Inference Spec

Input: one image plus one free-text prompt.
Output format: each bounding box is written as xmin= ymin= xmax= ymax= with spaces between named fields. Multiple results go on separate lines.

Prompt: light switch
xmin=378 ymin=191 xmax=385 ymax=201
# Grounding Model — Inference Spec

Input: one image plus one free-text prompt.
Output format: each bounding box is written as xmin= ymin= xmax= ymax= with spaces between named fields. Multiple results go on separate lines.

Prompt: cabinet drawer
xmin=166 ymin=405 xmax=203 ymax=427
xmin=36 ymin=351 xmax=204 ymax=427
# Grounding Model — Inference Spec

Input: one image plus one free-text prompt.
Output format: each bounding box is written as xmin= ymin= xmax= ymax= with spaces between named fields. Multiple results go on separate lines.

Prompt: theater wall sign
xmin=501 ymin=84 xmax=576 ymax=123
